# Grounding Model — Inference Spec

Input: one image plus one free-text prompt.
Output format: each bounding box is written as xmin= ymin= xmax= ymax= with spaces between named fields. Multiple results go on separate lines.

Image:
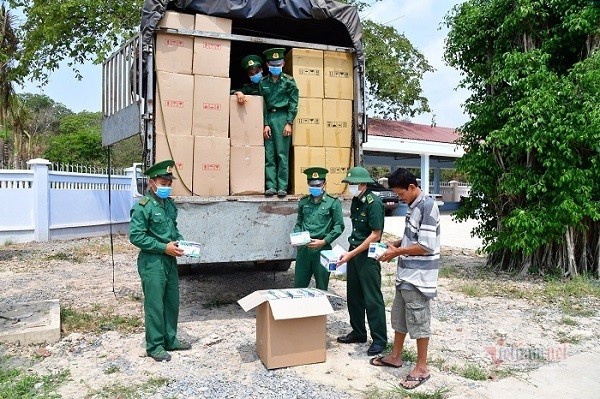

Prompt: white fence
xmin=0 ymin=158 xmax=137 ymax=243
xmin=437 ymin=181 xmax=471 ymax=202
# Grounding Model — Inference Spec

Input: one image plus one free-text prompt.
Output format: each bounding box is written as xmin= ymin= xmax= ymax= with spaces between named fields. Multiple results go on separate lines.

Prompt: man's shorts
xmin=391 ymin=288 xmax=431 ymax=339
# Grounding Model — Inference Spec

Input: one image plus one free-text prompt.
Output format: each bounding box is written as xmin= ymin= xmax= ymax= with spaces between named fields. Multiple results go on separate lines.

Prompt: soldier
xmin=129 ymin=159 xmax=191 ymax=362
xmin=260 ymin=47 xmax=299 ymax=197
xmin=336 ymin=166 xmax=387 ymax=356
xmin=231 ymin=54 xmax=263 ymax=104
xmin=293 ymin=167 xmax=345 ymax=290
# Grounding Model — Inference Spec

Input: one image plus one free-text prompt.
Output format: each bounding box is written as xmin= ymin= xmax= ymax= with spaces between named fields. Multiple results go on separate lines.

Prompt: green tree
xmin=43 ymin=111 xmax=104 ymax=164
xmin=0 ymin=3 xmax=18 ymax=166
xmin=9 ymin=0 xmax=432 ymax=119
xmin=445 ymin=0 xmax=600 ymax=276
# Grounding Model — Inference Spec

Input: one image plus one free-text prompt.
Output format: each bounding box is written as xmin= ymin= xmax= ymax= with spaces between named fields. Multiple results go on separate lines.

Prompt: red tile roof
xmin=368 ymin=118 xmax=459 ymax=144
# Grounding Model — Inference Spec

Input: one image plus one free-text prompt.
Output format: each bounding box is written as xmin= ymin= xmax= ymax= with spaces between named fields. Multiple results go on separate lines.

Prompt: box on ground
xmin=293 ymin=97 xmax=323 ymax=147
xmin=323 ymin=99 xmax=352 ymax=148
xmin=284 ymin=48 xmax=324 ymax=98
xmin=230 ymin=146 xmax=265 ymax=195
xmin=325 ymin=147 xmax=352 ymax=195
xmin=193 ymin=136 xmax=230 ymax=195
xmin=292 ymin=146 xmax=326 ymax=195
xmin=324 ymin=51 xmax=354 ymax=100
xmin=155 ymin=72 xmax=194 ymax=136
xmin=192 ymin=76 xmax=230 ymax=137
xmin=155 ymin=33 xmax=194 ymax=74
xmin=229 ymin=95 xmax=264 ymax=146
xmin=238 ymin=288 xmax=338 ymax=369
xmin=155 ymin=133 xmax=194 ymax=196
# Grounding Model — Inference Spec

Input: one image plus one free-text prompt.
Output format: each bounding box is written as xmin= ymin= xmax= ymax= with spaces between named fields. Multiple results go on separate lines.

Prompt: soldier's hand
xmin=263 ymin=126 xmax=271 ymax=140
xmin=235 ymin=91 xmax=246 ymax=104
xmin=307 ymin=239 xmax=326 ymax=249
xmin=283 ymin=123 xmax=293 ymax=137
xmin=166 ymin=241 xmax=184 ymax=257
xmin=337 ymin=252 xmax=353 ymax=265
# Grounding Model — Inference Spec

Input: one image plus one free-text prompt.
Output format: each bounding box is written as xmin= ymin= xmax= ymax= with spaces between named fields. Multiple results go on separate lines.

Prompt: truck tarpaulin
xmin=141 ymin=0 xmax=364 ymax=65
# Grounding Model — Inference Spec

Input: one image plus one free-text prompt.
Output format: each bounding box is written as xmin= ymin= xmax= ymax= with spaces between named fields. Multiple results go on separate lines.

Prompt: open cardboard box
xmin=238 ymin=288 xmax=339 ymax=369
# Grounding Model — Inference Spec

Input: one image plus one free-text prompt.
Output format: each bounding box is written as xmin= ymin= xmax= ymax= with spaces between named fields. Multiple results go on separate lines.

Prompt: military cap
xmin=304 ymin=167 xmax=328 ymax=181
xmin=263 ymin=47 xmax=286 ymax=64
xmin=144 ymin=159 xmax=176 ymax=180
xmin=241 ymin=54 xmax=263 ymax=71
xmin=341 ymin=166 xmax=375 ymax=184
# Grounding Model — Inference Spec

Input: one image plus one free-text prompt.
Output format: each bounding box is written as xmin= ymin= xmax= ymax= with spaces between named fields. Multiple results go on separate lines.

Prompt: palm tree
xmin=0 ymin=3 xmax=19 ymax=167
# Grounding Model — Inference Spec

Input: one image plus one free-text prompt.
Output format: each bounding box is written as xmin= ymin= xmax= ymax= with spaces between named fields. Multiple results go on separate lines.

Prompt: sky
xmin=17 ymin=0 xmax=468 ymax=129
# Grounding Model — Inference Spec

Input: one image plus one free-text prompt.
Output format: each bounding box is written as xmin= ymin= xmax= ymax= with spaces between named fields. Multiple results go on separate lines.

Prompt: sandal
xmin=400 ymin=374 xmax=430 ymax=390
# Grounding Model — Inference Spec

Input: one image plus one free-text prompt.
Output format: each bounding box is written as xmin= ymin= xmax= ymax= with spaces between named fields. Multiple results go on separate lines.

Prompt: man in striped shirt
xmin=370 ymin=168 xmax=440 ymax=390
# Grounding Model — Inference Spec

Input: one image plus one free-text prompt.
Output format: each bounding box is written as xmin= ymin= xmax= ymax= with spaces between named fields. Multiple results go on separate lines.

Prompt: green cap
xmin=303 ymin=167 xmax=328 ymax=181
xmin=144 ymin=159 xmax=176 ymax=180
xmin=241 ymin=54 xmax=262 ymax=71
xmin=263 ymin=47 xmax=286 ymax=63
xmin=341 ymin=166 xmax=375 ymax=184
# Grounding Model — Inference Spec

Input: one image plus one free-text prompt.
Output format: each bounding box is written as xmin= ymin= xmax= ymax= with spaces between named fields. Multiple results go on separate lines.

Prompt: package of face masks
xmin=320 ymin=244 xmax=347 ymax=274
xmin=367 ymin=242 xmax=388 ymax=259
xmin=290 ymin=231 xmax=311 ymax=246
xmin=177 ymin=240 xmax=202 ymax=258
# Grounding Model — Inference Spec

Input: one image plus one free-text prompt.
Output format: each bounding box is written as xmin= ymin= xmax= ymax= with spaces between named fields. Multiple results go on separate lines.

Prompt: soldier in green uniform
xmin=129 ymin=160 xmax=191 ymax=362
xmin=336 ymin=166 xmax=387 ymax=356
xmin=293 ymin=167 xmax=345 ymax=290
xmin=231 ymin=54 xmax=263 ymax=104
xmin=260 ymin=47 xmax=299 ymax=197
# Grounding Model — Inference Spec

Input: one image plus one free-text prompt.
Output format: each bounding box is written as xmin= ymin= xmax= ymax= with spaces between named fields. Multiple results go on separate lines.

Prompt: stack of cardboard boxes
xmin=285 ymin=48 xmax=354 ymax=195
xmin=154 ymin=11 xmax=233 ymax=196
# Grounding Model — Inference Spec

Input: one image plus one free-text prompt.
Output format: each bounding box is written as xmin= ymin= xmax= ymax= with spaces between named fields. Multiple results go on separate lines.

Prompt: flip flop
xmin=369 ymin=356 xmax=402 ymax=368
xmin=400 ymin=374 xmax=430 ymax=390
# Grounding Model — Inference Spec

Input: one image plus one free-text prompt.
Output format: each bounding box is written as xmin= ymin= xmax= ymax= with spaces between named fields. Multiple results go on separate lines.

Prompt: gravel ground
xmin=1 ymin=235 xmax=599 ymax=399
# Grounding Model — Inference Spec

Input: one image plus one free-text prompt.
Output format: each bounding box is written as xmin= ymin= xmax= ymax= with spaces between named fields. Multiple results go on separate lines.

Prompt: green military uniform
xmin=129 ymin=160 xmax=185 ymax=357
xmin=260 ymin=48 xmax=299 ymax=194
xmin=343 ymin=167 xmax=387 ymax=346
xmin=293 ymin=167 xmax=345 ymax=290
xmin=230 ymin=54 xmax=262 ymax=95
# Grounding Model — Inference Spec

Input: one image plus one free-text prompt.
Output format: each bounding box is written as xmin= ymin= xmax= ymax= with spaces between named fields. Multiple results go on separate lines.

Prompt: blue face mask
xmin=155 ymin=186 xmax=172 ymax=199
xmin=269 ymin=66 xmax=283 ymax=76
xmin=308 ymin=186 xmax=323 ymax=197
xmin=249 ymin=71 xmax=263 ymax=84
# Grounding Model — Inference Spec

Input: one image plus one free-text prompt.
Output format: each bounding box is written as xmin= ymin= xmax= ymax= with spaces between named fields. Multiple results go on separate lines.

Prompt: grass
xmin=104 ymin=365 xmax=120 ymax=374
xmin=366 ymin=386 xmax=451 ymax=399
xmin=201 ymin=297 xmax=236 ymax=309
xmin=438 ymin=266 xmax=463 ymax=279
xmin=556 ymin=331 xmax=580 ymax=345
xmin=61 ymin=305 xmax=142 ymax=334
xmin=560 ymin=316 xmax=578 ymax=326
xmin=457 ymin=283 xmax=483 ymax=297
xmin=45 ymin=251 xmax=83 ymax=263
xmin=0 ymin=365 xmax=69 ymax=399
xmin=459 ymin=363 xmax=488 ymax=380
xmin=84 ymin=377 xmax=170 ymax=399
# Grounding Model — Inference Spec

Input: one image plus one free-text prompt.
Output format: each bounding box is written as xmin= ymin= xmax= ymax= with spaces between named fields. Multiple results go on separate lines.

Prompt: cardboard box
xmin=290 ymin=231 xmax=311 ymax=246
xmin=155 ymin=33 xmax=194 ymax=74
xmin=324 ymin=51 xmax=354 ymax=100
xmin=368 ymin=242 xmax=388 ymax=259
xmin=194 ymin=14 xmax=232 ymax=34
xmin=238 ymin=288 xmax=337 ymax=369
xmin=155 ymin=133 xmax=194 ymax=196
xmin=229 ymin=95 xmax=264 ymax=146
xmin=284 ymin=48 xmax=324 ymax=98
xmin=292 ymin=146 xmax=326 ymax=195
xmin=192 ymin=76 xmax=230 ymax=137
xmin=230 ymin=146 xmax=265 ymax=195
xmin=155 ymin=72 xmax=194 ymax=136
xmin=323 ymin=99 xmax=352 ymax=148
xmin=293 ymin=98 xmax=323 ymax=147
xmin=158 ymin=11 xmax=195 ymax=30
xmin=193 ymin=38 xmax=230 ymax=77
xmin=325 ymin=147 xmax=352 ymax=195
xmin=193 ymin=136 xmax=230 ymax=195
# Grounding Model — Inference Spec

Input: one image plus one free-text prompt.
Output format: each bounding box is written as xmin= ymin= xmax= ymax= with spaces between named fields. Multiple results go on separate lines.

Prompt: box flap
xmin=237 ymin=290 xmax=269 ymax=312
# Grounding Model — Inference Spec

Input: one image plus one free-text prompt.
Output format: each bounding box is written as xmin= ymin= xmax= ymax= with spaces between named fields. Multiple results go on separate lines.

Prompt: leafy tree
xmin=445 ymin=0 xmax=600 ymax=276
xmin=43 ymin=111 xmax=104 ymax=164
xmin=17 ymin=93 xmax=72 ymax=137
xmin=0 ymin=3 xmax=18 ymax=166
xmin=9 ymin=0 xmax=432 ymax=119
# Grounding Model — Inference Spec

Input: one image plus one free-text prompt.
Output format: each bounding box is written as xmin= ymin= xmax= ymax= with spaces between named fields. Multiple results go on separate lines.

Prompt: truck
xmin=101 ymin=0 xmax=367 ymax=271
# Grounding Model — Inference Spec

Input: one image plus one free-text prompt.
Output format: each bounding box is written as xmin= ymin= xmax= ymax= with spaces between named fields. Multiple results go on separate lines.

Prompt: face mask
xmin=153 ymin=182 xmax=172 ymax=199
xmin=308 ymin=186 xmax=323 ymax=197
xmin=269 ymin=66 xmax=283 ymax=76
xmin=249 ymin=71 xmax=262 ymax=84
xmin=348 ymin=184 xmax=361 ymax=197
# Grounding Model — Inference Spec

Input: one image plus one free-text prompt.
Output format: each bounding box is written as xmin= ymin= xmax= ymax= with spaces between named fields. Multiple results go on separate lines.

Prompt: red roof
xmin=367 ymin=118 xmax=459 ymax=144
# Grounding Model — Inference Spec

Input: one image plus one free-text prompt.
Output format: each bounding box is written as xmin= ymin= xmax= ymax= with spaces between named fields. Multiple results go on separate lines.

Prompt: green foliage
xmin=0 ymin=365 xmax=69 ymax=399
xmin=445 ymin=0 xmax=600 ymax=274
xmin=44 ymin=129 xmax=104 ymax=164
xmin=61 ymin=305 xmax=142 ymax=334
